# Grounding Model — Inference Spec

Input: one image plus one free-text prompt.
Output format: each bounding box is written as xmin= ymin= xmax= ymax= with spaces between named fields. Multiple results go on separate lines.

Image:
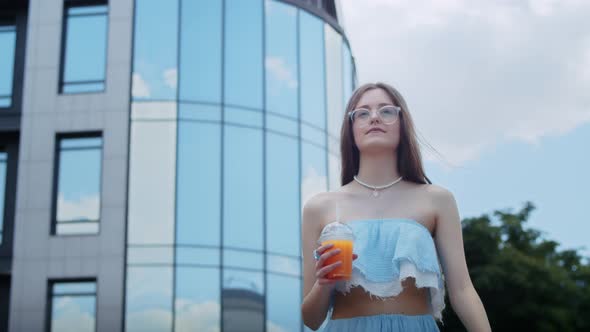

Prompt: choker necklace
xmin=353 ymin=175 xmax=403 ymax=197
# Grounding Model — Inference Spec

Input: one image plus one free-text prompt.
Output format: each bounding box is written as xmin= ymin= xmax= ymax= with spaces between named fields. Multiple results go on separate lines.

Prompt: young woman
xmin=301 ymin=82 xmax=492 ymax=331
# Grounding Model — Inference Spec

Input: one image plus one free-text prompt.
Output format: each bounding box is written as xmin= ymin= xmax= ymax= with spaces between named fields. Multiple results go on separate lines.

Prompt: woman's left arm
xmin=430 ymin=185 xmax=492 ymax=332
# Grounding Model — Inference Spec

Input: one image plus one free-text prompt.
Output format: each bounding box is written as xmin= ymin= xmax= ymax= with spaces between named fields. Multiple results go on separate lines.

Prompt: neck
xmin=356 ymin=150 xmax=401 ymax=186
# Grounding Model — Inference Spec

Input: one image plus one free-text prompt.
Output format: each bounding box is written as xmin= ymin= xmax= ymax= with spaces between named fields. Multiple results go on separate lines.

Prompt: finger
xmin=316 ymin=261 xmax=342 ymax=278
xmin=315 ymin=247 xmax=339 ymax=267
xmin=315 ymin=248 xmax=341 ymax=269
xmin=316 ymin=243 xmax=334 ymax=255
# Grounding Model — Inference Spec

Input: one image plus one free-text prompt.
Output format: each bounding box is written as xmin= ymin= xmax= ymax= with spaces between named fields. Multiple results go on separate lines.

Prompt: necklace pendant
xmin=372 ymin=190 xmax=379 ymax=197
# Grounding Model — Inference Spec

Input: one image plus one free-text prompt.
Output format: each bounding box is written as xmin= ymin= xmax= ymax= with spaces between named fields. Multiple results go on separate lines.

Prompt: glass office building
xmin=1 ymin=0 xmax=355 ymax=331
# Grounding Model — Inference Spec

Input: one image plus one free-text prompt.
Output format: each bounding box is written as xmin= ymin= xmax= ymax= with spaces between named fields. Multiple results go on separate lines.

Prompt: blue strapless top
xmin=326 ymin=218 xmax=446 ymax=323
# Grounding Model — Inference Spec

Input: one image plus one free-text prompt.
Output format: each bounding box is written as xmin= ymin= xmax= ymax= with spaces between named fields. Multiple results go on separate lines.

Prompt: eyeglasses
xmin=348 ymin=105 xmax=401 ymax=126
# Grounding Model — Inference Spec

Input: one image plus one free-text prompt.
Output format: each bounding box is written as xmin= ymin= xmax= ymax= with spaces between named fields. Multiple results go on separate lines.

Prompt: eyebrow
xmin=356 ymin=102 xmax=394 ymax=109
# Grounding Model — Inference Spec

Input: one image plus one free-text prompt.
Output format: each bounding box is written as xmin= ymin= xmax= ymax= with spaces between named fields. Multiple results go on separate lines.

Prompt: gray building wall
xmin=9 ymin=0 xmax=134 ymax=331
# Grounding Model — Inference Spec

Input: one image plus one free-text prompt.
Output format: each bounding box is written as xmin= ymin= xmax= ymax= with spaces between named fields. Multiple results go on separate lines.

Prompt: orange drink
xmin=321 ymin=239 xmax=353 ymax=280
xmin=317 ymin=221 xmax=355 ymax=281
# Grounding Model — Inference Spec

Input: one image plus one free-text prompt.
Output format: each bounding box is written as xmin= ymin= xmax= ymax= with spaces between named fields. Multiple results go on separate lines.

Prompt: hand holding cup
xmin=314 ymin=222 xmax=356 ymax=287
xmin=314 ymin=242 xmax=358 ymax=286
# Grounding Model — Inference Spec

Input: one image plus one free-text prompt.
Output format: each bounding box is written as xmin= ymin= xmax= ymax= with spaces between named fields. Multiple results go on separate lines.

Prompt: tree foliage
xmin=439 ymin=202 xmax=590 ymax=332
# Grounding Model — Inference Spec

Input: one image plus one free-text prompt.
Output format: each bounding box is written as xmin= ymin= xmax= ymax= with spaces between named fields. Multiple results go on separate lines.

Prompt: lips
xmin=366 ymin=128 xmax=386 ymax=134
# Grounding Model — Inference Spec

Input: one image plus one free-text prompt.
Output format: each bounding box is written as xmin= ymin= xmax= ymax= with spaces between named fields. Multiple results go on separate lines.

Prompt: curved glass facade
xmin=125 ymin=0 xmax=355 ymax=331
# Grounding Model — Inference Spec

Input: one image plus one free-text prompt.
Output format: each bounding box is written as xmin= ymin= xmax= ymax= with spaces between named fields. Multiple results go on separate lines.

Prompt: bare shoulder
xmin=406 ymin=181 xmax=454 ymax=205
xmin=423 ymin=183 xmax=460 ymax=225
xmin=423 ymin=183 xmax=454 ymax=200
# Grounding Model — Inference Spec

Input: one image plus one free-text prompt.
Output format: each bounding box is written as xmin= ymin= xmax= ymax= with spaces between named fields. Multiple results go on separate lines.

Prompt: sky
xmin=340 ymin=0 xmax=590 ymax=259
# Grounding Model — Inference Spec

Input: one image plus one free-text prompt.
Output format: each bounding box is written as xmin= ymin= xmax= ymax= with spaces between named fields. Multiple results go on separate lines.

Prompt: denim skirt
xmin=322 ymin=313 xmax=440 ymax=332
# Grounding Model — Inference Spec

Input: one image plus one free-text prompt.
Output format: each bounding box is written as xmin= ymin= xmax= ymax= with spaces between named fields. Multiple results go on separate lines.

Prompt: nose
xmin=369 ymin=111 xmax=381 ymax=123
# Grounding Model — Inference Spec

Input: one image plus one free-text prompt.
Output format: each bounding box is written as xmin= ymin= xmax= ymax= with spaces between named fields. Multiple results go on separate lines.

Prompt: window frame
xmin=0 ymin=19 xmax=17 ymax=108
xmin=45 ymin=278 xmax=98 ymax=332
xmin=50 ymin=131 xmax=104 ymax=237
xmin=0 ymin=149 xmax=7 ymax=245
xmin=58 ymin=0 xmax=109 ymax=94
xmin=0 ymin=134 xmax=19 ymax=260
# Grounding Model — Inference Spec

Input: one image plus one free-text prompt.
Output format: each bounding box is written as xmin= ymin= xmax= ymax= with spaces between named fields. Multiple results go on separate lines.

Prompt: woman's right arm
xmin=300 ymin=194 xmax=342 ymax=330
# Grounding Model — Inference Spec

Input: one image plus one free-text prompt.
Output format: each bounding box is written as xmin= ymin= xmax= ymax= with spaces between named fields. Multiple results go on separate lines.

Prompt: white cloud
xmin=132 ymin=73 xmax=151 ymax=98
xmin=57 ymin=193 xmax=99 ymax=221
xmin=528 ymin=0 xmax=559 ymax=16
xmin=125 ymin=309 xmax=171 ymax=332
xmin=175 ymin=300 xmax=220 ymax=332
xmin=51 ymin=297 xmax=95 ymax=332
xmin=580 ymin=41 xmax=590 ymax=83
xmin=268 ymin=255 xmax=300 ymax=276
xmin=267 ymin=321 xmax=289 ymax=332
xmin=527 ymin=0 xmax=589 ymax=16
xmin=265 ymin=56 xmax=298 ymax=89
xmin=164 ymin=68 xmax=178 ymax=89
xmin=127 ymin=300 xmax=290 ymax=332
xmin=340 ymin=0 xmax=590 ymax=165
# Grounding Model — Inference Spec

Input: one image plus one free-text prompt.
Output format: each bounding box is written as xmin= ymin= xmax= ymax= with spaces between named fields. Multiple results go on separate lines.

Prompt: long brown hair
xmin=340 ymin=82 xmax=433 ymax=186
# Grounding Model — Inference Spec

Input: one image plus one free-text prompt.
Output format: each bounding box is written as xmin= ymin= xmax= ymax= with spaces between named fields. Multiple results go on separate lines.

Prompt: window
xmin=52 ymin=134 xmax=102 ymax=235
xmin=0 ymin=151 xmax=6 ymax=244
xmin=59 ymin=0 xmax=108 ymax=93
xmin=175 ymin=267 xmax=220 ymax=331
xmin=0 ymin=22 xmax=16 ymax=107
xmin=265 ymin=0 xmax=298 ymax=122
xmin=299 ymin=10 xmax=327 ymax=148
xmin=324 ymin=24 xmax=343 ymax=140
xmin=324 ymin=24 xmax=343 ymax=190
xmin=176 ymin=119 xmax=221 ymax=247
xmin=266 ymin=133 xmax=299 ymax=257
xmin=222 ymin=269 xmax=264 ymax=331
xmin=301 ymin=142 xmax=327 ymax=209
xmin=223 ymin=126 xmax=263 ymax=251
xmin=224 ymin=0 xmax=263 ymax=109
xmin=266 ymin=273 xmax=301 ymax=331
xmin=132 ymin=0 xmax=177 ymax=100
xmin=179 ymin=0 xmax=221 ymax=103
xmin=125 ymin=267 xmax=173 ymax=331
xmin=127 ymin=116 xmax=176 ymax=245
xmin=47 ymin=280 xmax=97 ymax=332
xmin=343 ymin=44 xmax=354 ymax=108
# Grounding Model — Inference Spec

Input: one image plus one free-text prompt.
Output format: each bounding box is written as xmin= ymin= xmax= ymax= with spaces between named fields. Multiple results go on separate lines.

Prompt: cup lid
xmin=317 ymin=221 xmax=355 ymax=244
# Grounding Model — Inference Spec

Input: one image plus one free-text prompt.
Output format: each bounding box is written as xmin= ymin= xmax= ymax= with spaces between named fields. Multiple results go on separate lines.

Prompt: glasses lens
xmin=379 ymin=106 xmax=398 ymax=123
xmin=351 ymin=106 xmax=399 ymax=125
xmin=353 ymin=109 xmax=370 ymax=122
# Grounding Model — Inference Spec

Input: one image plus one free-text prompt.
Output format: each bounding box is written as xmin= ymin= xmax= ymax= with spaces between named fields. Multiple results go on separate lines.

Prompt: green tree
xmin=439 ymin=202 xmax=590 ymax=332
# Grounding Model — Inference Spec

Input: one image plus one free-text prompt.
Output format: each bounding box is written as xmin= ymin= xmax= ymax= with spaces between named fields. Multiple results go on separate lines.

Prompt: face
xmin=350 ymin=88 xmax=401 ymax=153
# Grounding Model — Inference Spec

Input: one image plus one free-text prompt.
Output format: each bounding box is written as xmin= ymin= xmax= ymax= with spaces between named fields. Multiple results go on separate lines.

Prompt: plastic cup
xmin=317 ymin=222 xmax=354 ymax=280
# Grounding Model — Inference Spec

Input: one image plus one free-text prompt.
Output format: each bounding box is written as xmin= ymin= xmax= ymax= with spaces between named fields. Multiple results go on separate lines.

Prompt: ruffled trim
xmin=335 ymin=259 xmax=446 ymax=323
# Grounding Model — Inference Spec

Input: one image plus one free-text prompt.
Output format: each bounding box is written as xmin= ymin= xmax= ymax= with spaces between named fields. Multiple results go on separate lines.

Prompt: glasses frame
xmin=348 ymin=105 xmax=402 ymax=125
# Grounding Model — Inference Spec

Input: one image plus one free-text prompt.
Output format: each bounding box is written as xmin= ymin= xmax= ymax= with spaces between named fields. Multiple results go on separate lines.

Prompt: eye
xmin=356 ymin=109 xmax=370 ymax=118
xmin=380 ymin=106 xmax=396 ymax=115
